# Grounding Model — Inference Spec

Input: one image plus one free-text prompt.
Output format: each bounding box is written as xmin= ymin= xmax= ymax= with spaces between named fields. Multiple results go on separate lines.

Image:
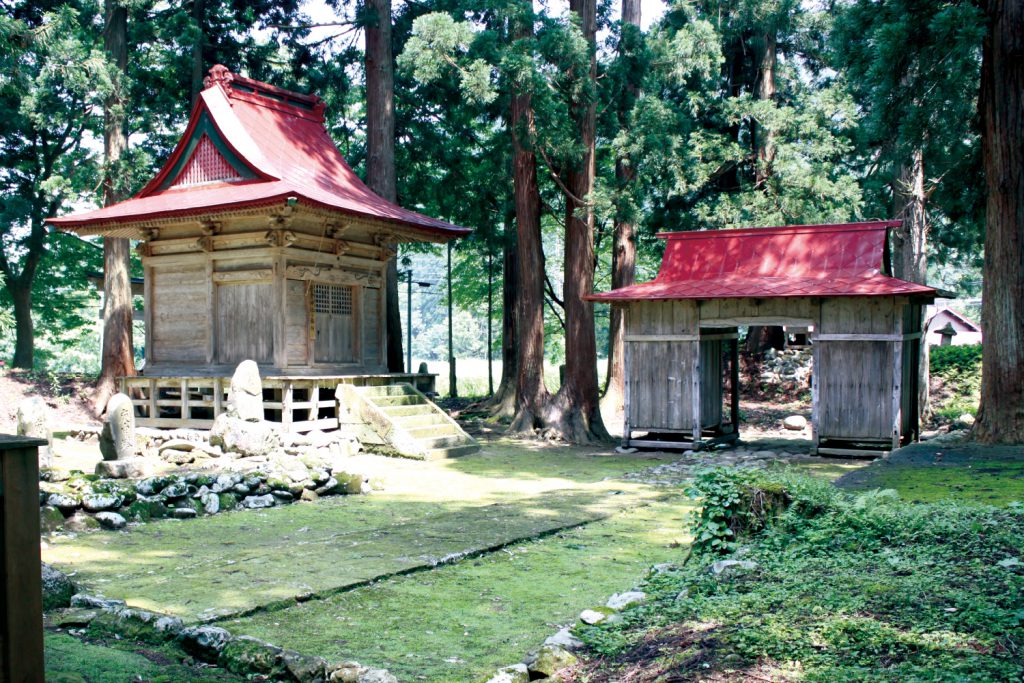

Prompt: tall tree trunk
xmin=602 ymin=0 xmax=641 ymax=416
xmin=508 ymin=3 xmax=551 ymax=432
xmin=892 ymin=148 xmax=930 ymax=424
xmin=973 ymin=0 xmax=1024 ymax=444
xmin=483 ymin=217 xmax=519 ymax=418
xmin=190 ymin=0 xmax=205 ymax=103
xmin=364 ymin=0 xmax=403 ymax=372
xmin=11 ymin=282 xmax=33 ymax=369
xmin=542 ymin=0 xmax=608 ymax=443
xmin=95 ymin=0 xmax=136 ymax=414
xmin=745 ymin=28 xmax=780 ymax=355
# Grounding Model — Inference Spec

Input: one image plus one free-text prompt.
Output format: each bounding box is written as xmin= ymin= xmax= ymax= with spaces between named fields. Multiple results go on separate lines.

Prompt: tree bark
xmin=95 ymin=0 xmax=136 ymax=414
xmin=11 ymin=283 xmax=33 ymax=369
xmin=973 ymin=0 xmax=1024 ymax=443
xmin=364 ymin=0 xmax=403 ymax=372
xmin=602 ymin=0 xmax=641 ymax=416
xmin=483 ymin=218 xmax=519 ymax=418
xmin=541 ymin=0 xmax=609 ymax=443
xmin=892 ymin=148 xmax=930 ymax=423
xmin=508 ymin=3 xmax=551 ymax=432
xmin=190 ymin=0 xmax=205 ymax=103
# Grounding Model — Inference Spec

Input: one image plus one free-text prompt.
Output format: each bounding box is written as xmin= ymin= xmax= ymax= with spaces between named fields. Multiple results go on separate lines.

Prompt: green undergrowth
xmin=929 ymin=343 xmax=982 ymax=422
xmin=570 ymin=469 xmax=1024 ymax=682
xmin=226 ymin=494 xmax=695 ymax=682
xmin=835 ymin=441 xmax=1024 ymax=505
xmin=45 ymin=631 xmax=243 ymax=682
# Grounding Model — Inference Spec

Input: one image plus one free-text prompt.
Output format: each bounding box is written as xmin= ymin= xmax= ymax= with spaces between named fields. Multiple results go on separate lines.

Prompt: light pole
xmin=401 ymin=257 xmax=430 ymax=375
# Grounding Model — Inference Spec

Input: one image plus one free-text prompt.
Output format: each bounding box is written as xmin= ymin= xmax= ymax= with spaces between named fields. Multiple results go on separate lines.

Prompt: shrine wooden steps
xmin=336 ymin=383 xmax=480 ymax=460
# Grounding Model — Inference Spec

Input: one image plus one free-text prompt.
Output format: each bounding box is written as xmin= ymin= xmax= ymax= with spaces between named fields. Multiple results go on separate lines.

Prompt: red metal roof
xmin=48 ymin=66 xmax=469 ymax=240
xmin=588 ymin=222 xmax=936 ymax=302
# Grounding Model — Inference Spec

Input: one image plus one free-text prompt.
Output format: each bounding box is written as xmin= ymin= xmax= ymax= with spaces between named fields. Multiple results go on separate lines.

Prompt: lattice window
xmin=171 ymin=135 xmax=242 ymax=187
xmin=313 ymin=284 xmax=353 ymax=315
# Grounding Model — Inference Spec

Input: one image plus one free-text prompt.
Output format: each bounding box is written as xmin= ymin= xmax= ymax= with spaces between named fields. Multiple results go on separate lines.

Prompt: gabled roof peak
xmin=204 ymin=64 xmax=326 ymax=122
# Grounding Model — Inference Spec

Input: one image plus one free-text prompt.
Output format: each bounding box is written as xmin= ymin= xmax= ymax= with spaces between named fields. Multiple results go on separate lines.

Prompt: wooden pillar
xmin=0 ymin=434 xmax=47 ymax=683
xmin=691 ymin=339 xmax=701 ymax=447
xmin=205 ymin=258 xmax=216 ymax=364
xmin=273 ymin=253 xmax=288 ymax=370
xmin=143 ymin=263 xmax=154 ymax=366
xmin=810 ymin=302 xmax=821 ymax=455
xmin=730 ymin=337 xmax=740 ymax=434
xmin=892 ymin=301 xmax=903 ymax=451
xmin=622 ymin=305 xmax=631 ymax=447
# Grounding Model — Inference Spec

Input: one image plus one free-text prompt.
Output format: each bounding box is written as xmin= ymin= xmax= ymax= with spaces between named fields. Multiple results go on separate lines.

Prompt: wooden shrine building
xmin=589 ymin=222 xmax=936 ymax=457
xmin=48 ymin=66 xmax=474 ymax=442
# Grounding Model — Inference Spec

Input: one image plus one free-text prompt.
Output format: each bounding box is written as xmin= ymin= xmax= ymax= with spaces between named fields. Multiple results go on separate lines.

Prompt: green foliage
xmin=579 ymin=472 xmax=1024 ymax=681
xmin=685 ymin=468 xmax=792 ymax=555
xmin=930 ymin=343 xmax=983 ymax=376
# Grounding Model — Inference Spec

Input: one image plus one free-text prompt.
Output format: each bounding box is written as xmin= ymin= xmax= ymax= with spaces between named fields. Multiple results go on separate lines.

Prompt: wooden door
xmin=313 ymin=283 xmax=355 ymax=363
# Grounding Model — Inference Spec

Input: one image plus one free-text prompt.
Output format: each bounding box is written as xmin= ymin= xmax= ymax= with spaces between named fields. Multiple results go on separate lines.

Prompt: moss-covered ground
xmin=835 ymin=439 xmax=1024 ymax=505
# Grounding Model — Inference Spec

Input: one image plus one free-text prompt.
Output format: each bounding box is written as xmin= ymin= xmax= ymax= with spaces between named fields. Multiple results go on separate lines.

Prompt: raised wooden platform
xmin=120 ymin=373 xmax=437 ymax=432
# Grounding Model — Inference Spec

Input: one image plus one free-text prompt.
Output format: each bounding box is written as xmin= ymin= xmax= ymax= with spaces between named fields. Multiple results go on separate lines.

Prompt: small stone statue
xmin=228 ymin=360 xmax=264 ymax=422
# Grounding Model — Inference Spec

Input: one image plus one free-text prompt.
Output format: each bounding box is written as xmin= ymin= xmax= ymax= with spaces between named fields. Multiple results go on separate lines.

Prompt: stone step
xmin=392 ymin=413 xmax=450 ymax=428
xmin=406 ymin=424 xmax=461 ymax=439
xmin=370 ymin=395 xmax=428 ymax=407
xmin=379 ymin=404 xmax=436 ymax=418
xmin=423 ymin=443 xmax=481 ymax=460
xmin=360 ymin=385 xmax=415 ymax=398
xmin=418 ymin=434 xmax=473 ymax=450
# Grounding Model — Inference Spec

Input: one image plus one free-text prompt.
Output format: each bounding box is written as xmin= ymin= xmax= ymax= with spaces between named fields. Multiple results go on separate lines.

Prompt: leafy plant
xmin=684 ymin=468 xmax=791 ymax=556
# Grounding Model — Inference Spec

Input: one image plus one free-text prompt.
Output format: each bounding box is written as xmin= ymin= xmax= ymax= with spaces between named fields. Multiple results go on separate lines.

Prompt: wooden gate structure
xmin=589 ymin=222 xmax=936 ymax=457
xmin=48 ymin=66 xmax=471 ymax=435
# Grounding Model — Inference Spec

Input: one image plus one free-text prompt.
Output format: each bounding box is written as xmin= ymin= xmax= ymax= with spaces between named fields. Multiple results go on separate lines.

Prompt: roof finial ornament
xmin=203 ymin=64 xmax=233 ymax=90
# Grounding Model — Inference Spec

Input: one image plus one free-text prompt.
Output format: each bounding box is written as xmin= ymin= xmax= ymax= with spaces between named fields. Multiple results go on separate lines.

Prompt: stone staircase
xmin=336 ymin=383 xmax=480 ymax=460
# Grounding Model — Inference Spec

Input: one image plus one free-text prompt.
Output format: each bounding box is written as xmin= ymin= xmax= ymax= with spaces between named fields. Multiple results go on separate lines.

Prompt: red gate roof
xmin=588 ymin=222 xmax=936 ymax=302
xmin=48 ymin=65 xmax=469 ymax=240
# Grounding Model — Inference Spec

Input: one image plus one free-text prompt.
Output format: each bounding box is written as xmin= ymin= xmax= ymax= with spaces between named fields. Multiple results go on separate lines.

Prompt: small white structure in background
xmin=926 ymin=307 xmax=982 ymax=347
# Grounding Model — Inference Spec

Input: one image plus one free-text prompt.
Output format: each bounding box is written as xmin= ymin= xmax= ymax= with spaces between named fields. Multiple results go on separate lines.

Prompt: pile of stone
xmin=49 ymin=591 xmax=396 ymax=683
xmin=754 ymin=347 xmax=813 ymax=395
xmin=39 ymin=457 xmax=376 ymax=533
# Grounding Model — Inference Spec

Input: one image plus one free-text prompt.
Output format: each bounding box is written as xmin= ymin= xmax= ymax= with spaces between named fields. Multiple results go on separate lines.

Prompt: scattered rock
xmin=606 ymin=591 xmax=646 ymax=611
xmin=63 ymin=511 xmax=101 ymax=532
xmin=300 ymin=489 xmax=320 ymax=503
xmin=544 ymin=627 xmax=584 ymax=652
xmin=163 ymin=450 xmax=196 ymax=465
xmin=357 ymin=669 xmax=398 ymax=683
xmin=709 ymin=559 xmax=759 ymax=576
xmin=328 ymin=662 xmax=365 ymax=683
xmin=281 ymin=650 xmax=329 ymax=682
xmin=70 ymin=594 xmax=126 ymax=610
xmin=172 ymin=507 xmax=198 ymax=519
xmin=201 ymin=492 xmax=220 ymax=515
xmin=219 ymin=636 xmax=285 ymax=677
xmin=52 ymin=608 xmax=102 ymax=628
xmin=99 ymin=393 xmax=136 ymax=461
xmin=579 ymin=608 xmax=609 ymax=625
xmin=783 ymin=415 xmax=808 ymax=431
xmin=242 ymin=494 xmax=276 ymax=509
xmin=954 ymin=413 xmax=976 ymax=429
xmin=47 ymin=493 xmax=80 ymax=514
xmin=159 ymin=439 xmax=196 ymax=453
xmin=41 ymin=563 xmax=76 ymax=610
xmin=485 ymin=663 xmax=529 ymax=683
xmin=94 ymin=512 xmax=127 ymax=530
xmin=95 ymin=457 xmax=151 ymax=479
xmin=81 ymin=493 xmax=122 ymax=513
xmin=179 ymin=625 xmax=232 ymax=659
xmin=228 ymin=360 xmax=265 ymax=422
xmin=524 ymin=644 xmax=578 ymax=678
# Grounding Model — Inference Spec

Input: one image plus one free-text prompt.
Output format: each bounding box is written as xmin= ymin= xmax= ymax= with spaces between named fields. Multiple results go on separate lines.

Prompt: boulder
xmin=99 ymin=393 xmax=136 ymax=461
xmin=524 ymin=644 xmax=578 ymax=678
xmin=52 ymin=608 xmax=102 ymax=628
xmin=606 ymin=590 xmax=646 ymax=611
xmin=281 ymin=650 xmax=329 ymax=682
xmin=201 ymin=492 xmax=220 ymax=515
xmin=63 ymin=511 xmax=101 ymax=532
xmin=783 ymin=415 xmax=808 ymax=431
xmin=95 ymin=457 xmax=151 ymax=479
xmin=328 ymin=662 xmax=365 ymax=683
xmin=40 ymin=505 xmax=65 ymax=533
xmin=163 ymin=450 xmax=196 ymax=465
xmin=210 ymin=414 xmax=280 ymax=458
xmin=47 ymin=492 xmax=80 ymax=514
xmin=579 ymin=608 xmax=613 ymax=625
xmin=485 ymin=664 xmax=529 ymax=683
xmin=179 ymin=625 xmax=232 ymax=659
xmin=81 ymin=493 xmax=122 ymax=513
xmin=357 ymin=670 xmax=398 ymax=683
xmin=228 ymin=360 xmax=264 ymax=422
xmin=219 ymin=636 xmax=285 ymax=677
xmin=172 ymin=507 xmax=198 ymax=519
xmin=242 ymin=494 xmax=276 ymax=509
xmin=70 ymin=593 xmax=126 ymax=610
xmin=94 ymin=512 xmax=127 ymax=530
xmin=544 ymin=627 xmax=584 ymax=652
xmin=954 ymin=413 xmax=976 ymax=429
xmin=41 ymin=563 xmax=76 ymax=610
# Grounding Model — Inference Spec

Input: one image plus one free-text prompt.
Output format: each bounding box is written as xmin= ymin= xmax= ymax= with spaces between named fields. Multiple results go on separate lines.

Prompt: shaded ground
xmin=835 ymin=436 xmax=1024 ymax=504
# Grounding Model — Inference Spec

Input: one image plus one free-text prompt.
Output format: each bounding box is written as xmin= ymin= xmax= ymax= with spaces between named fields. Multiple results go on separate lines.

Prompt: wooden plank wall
xmin=286 ymin=280 xmax=309 ymax=365
xmin=216 ymin=283 xmax=275 ymax=364
xmin=151 ymin=265 xmax=207 ymax=362
xmin=699 ymin=339 xmax=723 ymax=428
xmin=624 ymin=301 xmax=698 ymax=432
xmin=816 ymin=297 xmax=898 ymax=441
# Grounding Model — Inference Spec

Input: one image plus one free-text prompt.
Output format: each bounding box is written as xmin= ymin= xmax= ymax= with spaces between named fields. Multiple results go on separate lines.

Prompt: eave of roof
xmin=47 ymin=66 xmax=469 ymax=242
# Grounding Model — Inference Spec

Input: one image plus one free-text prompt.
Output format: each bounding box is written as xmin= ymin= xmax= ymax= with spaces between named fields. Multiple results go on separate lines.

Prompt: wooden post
xmin=892 ymin=304 xmax=903 ymax=451
xmin=148 ymin=378 xmax=158 ymax=421
xmin=143 ymin=264 xmax=154 ymax=366
xmin=730 ymin=337 xmax=740 ymax=434
xmin=180 ymin=378 xmax=190 ymax=421
xmin=810 ymin=303 xmax=821 ymax=455
xmin=622 ymin=305 xmax=631 ymax=447
xmin=0 ymin=434 xmax=47 ymax=683
xmin=691 ymin=340 xmax=701 ymax=447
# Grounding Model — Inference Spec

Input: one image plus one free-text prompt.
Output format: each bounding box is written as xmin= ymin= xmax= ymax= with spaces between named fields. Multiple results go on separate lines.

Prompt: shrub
xmin=930 ymin=343 xmax=982 ymax=376
xmin=685 ymin=468 xmax=792 ymax=555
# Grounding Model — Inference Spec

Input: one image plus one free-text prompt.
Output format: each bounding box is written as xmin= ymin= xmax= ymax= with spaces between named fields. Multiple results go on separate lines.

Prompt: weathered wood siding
xmin=151 ymin=265 xmax=207 ymax=362
xmin=624 ymin=301 xmax=698 ymax=431
xmin=285 ymin=280 xmax=309 ymax=365
xmin=815 ymin=297 xmax=899 ymax=441
xmin=215 ymin=283 xmax=275 ymax=364
xmin=697 ymin=297 xmax=816 ymax=326
xmin=362 ymin=287 xmax=382 ymax=367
